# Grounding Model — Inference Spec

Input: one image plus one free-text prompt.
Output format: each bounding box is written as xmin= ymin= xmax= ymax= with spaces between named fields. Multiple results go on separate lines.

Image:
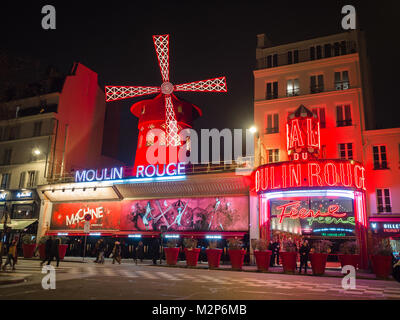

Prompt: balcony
xmin=373 ymin=162 xmax=389 ymax=170
xmin=377 ymin=205 xmax=392 ymax=214
xmin=335 ymin=81 xmax=350 ymax=91
xmin=265 ymin=127 xmax=279 ymax=134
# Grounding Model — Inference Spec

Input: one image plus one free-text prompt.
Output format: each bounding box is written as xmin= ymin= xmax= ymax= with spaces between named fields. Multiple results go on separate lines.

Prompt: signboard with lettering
xmin=74 ymin=163 xmax=186 ymax=183
xmin=371 ymin=222 xmax=400 ymax=236
xmin=270 ymin=196 xmax=355 ymax=236
xmin=49 ymin=196 xmax=249 ymax=233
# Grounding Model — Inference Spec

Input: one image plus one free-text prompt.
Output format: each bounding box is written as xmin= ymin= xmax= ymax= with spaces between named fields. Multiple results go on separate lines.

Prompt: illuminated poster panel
xmin=50 ymin=196 xmax=249 ymax=232
xmin=120 ymin=196 xmax=249 ymax=232
xmin=269 ymin=196 xmax=355 ymax=237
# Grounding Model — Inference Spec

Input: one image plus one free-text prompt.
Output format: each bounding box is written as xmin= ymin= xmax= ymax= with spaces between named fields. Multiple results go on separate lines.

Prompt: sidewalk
xmin=37 ymin=256 xmax=393 ymax=281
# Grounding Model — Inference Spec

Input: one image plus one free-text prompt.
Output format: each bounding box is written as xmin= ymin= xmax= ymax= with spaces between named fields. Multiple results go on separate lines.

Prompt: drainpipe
xmin=60 ymin=124 xmax=69 ymax=179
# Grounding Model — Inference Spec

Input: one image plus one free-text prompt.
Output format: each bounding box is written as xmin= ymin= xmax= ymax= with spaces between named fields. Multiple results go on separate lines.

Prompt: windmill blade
xmin=174 ymin=76 xmax=227 ymax=92
xmin=153 ymin=34 xmax=170 ymax=83
xmin=105 ymin=86 xmax=160 ymax=102
xmin=164 ymin=95 xmax=181 ymax=146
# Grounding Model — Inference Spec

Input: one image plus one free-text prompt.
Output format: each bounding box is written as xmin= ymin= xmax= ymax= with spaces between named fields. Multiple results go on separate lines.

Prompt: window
xmin=324 ymin=44 xmax=332 ymax=58
xmin=33 ymin=121 xmax=42 ymax=137
xmin=27 ymin=171 xmax=38 ymax=188
xmin=272 ymin=54 xmax=278 ymax=67
xmin=312 ymin=107 xmax=326 ymax=128
xmin=19 ymin=172 xmax=26 ymax=189
xmin=287 ymin=50 xmax=299 ymax=64
xmin=336 ymin=105 xmax=352 ymax=127
xmin=334 ymin=42 xmax=340 ymax=56
xmin=373 ymin=145 xmax=388 ymax=169
xmin=8 ymin=126 xmax=20 ymax=140
xmin=0 ymin=173 xmax=11 ymax=189
xmin=376 ymin=189 xmax=392 ymax=213
xmin=12 ymin=204 xmax=35 ymax=219
xmin=310 ymin=47 xmax=315 ymax=60
xmin=316 ymin=45 xmax=322 ymax=59
xmin=2 ymin=148 xmax=12 ymax=165
xmin=265 ymin=54 xmax=278 ymax=68
xmin=266 ymin=82 xmax=278 ymax=100
xmin=340 ymin=41 xmax=347 ymax=55
xmin=335 ymin=71 xmax=350 ymax=90
xmin=286 ymin=79 xmax=299 ymax=96
xmin=267 ymin=149 xmax=279 ymax=163
xmin=339 ymin=143 xmax=353 ymax=160
xmin=310 ymin=75 xmax=324 ymax=93
xmin=266 ymin=113 xmax=279 ymax=134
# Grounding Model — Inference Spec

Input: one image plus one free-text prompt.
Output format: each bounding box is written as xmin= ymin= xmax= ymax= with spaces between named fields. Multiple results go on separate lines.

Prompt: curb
xmin=148 ymin=263 xmax=394 ymax=282
xmin=0 ymin=276 xmax=26 ymax=285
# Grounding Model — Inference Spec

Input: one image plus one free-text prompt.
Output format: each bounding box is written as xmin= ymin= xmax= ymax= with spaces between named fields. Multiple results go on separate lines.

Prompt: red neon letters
xmin=254 ymin=159 xmax=366 ymax=193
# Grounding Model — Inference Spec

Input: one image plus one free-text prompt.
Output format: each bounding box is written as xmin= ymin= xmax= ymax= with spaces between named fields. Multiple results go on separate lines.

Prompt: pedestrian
xmin=272 ymin=238 xmax=281 ymax=266
xmin=136 ymin=241 xmax=144 ymax=264
xmin=2 ymin=239 xmax=17 ymax=271
xmin=111 ymin=241 xmax=122 ymax=264
xmin=299 ymin=240 xmax=310 ymax=274
xmin=40 ymin=236 xmax=53 ymax=266
xmin=98 ymin=239 xmax=105 ymax=264
xmin=0 ymin=240 xmax=3 ymax=267
xmin=47 ymin=236 xmax=60 ymax=267
xmin=268 ymin=240 xmax=274 ymax=267
xmin=150 ymin=237 xmax=160 ymax=265
xmin=93 ymin=239 xmax=101 ymax=263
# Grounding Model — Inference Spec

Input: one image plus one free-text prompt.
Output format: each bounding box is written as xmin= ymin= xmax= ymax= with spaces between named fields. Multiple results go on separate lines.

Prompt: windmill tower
xmin=105 ymin=34 xmax=227 ymax=167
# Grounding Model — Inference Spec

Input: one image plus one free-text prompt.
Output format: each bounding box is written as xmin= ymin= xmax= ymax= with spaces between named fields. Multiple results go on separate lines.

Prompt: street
xmin=0 ymin=259 xmax=400 ymax=300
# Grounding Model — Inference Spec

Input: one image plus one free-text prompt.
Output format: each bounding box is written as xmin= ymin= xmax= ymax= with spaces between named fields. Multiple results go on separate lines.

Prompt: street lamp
xmin=33 ymin=149 xmax=41 ymax=156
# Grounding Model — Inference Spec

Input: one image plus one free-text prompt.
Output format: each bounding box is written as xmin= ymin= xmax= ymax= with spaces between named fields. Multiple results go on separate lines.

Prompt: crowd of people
xmin=268 ymin=237 xmax=311 ymax=273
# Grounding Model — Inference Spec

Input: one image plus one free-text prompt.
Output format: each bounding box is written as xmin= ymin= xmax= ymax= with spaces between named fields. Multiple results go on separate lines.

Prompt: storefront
xmin=38 ymin=166 xmax=250 ymax=258
xmin=370 ymin=217 xmax=400 ymax=260
xmin=252 ymin=105 xmax=368 ymax=268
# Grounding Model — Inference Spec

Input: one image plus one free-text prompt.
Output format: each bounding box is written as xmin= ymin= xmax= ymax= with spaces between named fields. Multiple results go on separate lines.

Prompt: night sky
xmin=1 ymin=1 xmax=399 ymax=165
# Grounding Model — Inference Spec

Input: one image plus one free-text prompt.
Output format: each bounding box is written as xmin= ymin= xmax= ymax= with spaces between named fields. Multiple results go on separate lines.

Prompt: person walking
xmin=299 ymin=240 xmax=310 ymax=274
xmin=40 ymin=236 xmax=53 ymax=266
xmin=2 ymin=239 xmax=17 ymax=271
xmin=135 ymin=241 xmax=144 ymax=264
xmin=268 ymin=240 xmax=274 ymax=267
xmin=150 ymin=237 xmax=160 ymax=265
xmin=272 ymin=238 xmax=281 ymax=266
xmin=98 ymin=239 xmax=105 ymax=264
xmin=93 ymin=239 xmax=101 ymax=263
xmin=47 ymin=236 xmax=60 ymax=267
xmin=111 ymin=241 xmax=122 ymax=264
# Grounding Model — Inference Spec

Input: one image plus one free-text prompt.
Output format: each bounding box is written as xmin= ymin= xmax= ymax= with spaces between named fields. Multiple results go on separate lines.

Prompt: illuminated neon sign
xmin=75 ymin=167 xmax=123 ymax=182
xmin=74 ymin=163 xmax=186 ymax=183
xmin=16 ymin=190 xmax=33 ymax=198
xmin=254 ymin=159 xmax=366 ymax=193
xmin=275 ymin=201 xmax=346 ymax=223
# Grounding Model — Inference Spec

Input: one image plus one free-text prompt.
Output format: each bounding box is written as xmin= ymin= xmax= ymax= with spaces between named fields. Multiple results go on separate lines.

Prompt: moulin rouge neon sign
xmin=75 ymin=163 xmax=186 ymax=183
xmin=255 ymin=159 xmax=366 ymax=193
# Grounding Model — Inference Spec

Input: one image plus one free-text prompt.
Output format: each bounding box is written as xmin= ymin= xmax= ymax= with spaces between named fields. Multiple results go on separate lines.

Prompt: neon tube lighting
xmin=261 ymin=189 xmax=355 ymax=200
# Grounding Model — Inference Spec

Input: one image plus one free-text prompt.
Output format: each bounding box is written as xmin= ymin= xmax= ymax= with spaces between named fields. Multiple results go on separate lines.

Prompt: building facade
xmin=253 ymin=30 xmax=400 ymax=259
xmin=0 ymin=62 xmax=121 ymax=242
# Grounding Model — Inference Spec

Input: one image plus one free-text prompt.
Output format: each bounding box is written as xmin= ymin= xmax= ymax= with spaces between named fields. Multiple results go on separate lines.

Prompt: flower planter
xmin=371 ymin=255 xmax=392 ymax=279
xmin=281 ymin=251 xmax=297 ymax=273
xmin=310 ymin=253 xmax=328 ymax=275
xmin=228 ymin=249 xmax=246 ymax=270
xmin=254 ymin=250 xmax=272 ymax=271
xmin=38 ymin=244 xmax=70 ymax=260
xmin=164 ymin=247 xmax=180 ymax=265
xmin=206 ymin=249 xmax=222 ymax=268
xmin=22 ymin=244 xmax=36 ymax=258
xmin=338 ymin=254 xmax=360 ymax=269
xmin=184 ymin=248 xmax=201 ymax=267
xmin=59 ymin=244 xmax=68 ymax=260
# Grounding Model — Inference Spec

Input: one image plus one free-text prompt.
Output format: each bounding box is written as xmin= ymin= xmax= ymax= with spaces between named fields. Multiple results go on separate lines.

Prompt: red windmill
xmin=105 ymin=34 xmax=227 ymax=167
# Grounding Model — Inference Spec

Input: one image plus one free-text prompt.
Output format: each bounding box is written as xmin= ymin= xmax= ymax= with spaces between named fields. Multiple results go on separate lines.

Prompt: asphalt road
xmin=1 ymin=259 xmax=400 ymax=300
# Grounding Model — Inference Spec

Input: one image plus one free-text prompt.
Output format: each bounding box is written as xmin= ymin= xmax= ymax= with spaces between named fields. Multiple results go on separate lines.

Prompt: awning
xmin=0 ymin=219 xmax=37 ymax=230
